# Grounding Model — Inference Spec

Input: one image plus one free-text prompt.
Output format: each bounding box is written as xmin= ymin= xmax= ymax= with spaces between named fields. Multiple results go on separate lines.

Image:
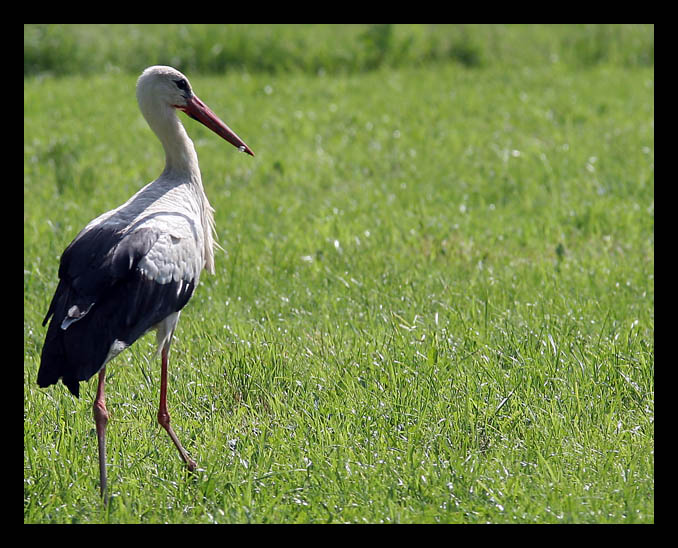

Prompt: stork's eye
xmin=175 ymin=78 xmax=189 ymax=92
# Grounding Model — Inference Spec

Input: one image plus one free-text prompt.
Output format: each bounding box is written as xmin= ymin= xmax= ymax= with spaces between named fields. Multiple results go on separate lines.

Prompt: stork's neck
xmin=142 ymin=101 xmax=202 ymax=180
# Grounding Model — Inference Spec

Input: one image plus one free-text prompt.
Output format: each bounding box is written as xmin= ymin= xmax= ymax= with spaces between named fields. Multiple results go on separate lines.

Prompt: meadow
xmin=24 ymin=24 xmax=654 ymax=523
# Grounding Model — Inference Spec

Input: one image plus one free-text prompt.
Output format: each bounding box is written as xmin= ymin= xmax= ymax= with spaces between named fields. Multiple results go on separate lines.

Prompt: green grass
xmin=24 ymin=25 xmax=653 ymax=523
xmin=24 ymin=24 xmax=654 ymax=76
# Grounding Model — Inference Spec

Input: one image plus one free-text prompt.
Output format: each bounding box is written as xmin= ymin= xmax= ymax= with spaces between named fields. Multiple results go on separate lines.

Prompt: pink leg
xmin=157 ymin=345 xmax=197 ymax=471
xmin=93 ymin=367 xmax=109 ymax=503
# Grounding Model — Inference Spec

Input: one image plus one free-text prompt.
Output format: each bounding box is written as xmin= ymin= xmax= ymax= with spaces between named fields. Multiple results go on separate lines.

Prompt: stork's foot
xmin=158 ymin=410 xmax=197 ymax=472
xmin=185 ymin=457 xmax=198 ymax=473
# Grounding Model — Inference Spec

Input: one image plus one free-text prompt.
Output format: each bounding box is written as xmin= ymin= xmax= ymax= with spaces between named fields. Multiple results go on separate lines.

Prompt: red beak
xmin=179 ymin=95 xmax=254 ymax=156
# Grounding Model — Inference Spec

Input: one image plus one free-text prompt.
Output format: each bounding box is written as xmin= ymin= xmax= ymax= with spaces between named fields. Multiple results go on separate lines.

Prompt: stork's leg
xmin=157 ymin=345 xmax=197 ymax=471
xmin=93 ymin=367 xmax=109 ymax=503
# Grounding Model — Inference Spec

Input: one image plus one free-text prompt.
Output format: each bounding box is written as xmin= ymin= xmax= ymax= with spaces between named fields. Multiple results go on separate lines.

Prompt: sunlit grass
xmin=25 ymin=56 xmax=653 ymax=523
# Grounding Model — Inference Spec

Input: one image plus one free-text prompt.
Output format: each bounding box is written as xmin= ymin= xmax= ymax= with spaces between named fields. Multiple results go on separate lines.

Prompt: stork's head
xmin=136 ymin=65 xmax=254 ymax=156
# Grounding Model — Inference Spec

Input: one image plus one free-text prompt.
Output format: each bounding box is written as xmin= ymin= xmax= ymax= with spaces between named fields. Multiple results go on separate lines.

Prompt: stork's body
xmin=37 ymin=66 xmax=253 ymax=502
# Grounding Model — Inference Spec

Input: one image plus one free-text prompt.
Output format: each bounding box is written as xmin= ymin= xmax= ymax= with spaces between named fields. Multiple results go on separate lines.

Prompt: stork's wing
xmin=42 ymin=226 xmax=155 ymax=327
xmin=38 ymin=221 xmax=199 ymax=397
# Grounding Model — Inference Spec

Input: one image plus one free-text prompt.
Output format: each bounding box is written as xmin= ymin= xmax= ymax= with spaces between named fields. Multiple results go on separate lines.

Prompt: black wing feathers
xmin=42 ymin=226 xmax=158 ymax=327
xmin=38 ymin=225 xmax=196 ymax=397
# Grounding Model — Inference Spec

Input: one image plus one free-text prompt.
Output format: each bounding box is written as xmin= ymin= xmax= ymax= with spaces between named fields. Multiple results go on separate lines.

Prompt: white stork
xmin=37 ymin=65 xmax=254 ymax=501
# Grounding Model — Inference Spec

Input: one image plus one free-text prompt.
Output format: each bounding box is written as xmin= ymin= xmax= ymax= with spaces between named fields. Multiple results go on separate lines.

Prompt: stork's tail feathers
xmin=38 ymin=283 xmax=106 ymax=398
xmin=38 ymin=345 xmax=82 ymax=398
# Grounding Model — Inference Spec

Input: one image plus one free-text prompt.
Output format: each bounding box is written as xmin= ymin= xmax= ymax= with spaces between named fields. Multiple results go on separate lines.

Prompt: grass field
xmin=24 ymin=24 xmax=654 ymax=523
